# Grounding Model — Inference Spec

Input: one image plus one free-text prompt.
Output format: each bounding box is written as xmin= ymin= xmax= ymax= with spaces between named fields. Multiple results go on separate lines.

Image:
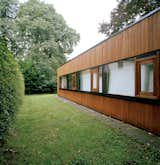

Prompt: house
xmin=57 ymin=8 xmax=160 ymax=135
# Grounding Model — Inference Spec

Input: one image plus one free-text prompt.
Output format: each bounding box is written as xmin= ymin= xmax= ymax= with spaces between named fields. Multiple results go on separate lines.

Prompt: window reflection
xmin=93 ymin=73 xmax=97 ymax=89
xmin=80 ymin=70 xmax=91 ymax=91
xmin=61 ymin=76 xmax=67 ymax=89
xmin=140 ymin=63 xmax=153 ymax=92
xmin=103 ymin=58 xmax=135 ymax=96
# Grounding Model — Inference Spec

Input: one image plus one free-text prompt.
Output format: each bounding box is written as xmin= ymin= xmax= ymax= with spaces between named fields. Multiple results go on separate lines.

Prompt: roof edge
xmin=59 ymin=7 xmax=160 ymax=68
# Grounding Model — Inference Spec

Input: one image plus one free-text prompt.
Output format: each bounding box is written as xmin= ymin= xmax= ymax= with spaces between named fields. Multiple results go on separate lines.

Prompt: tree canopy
xmin=13 ymin=0 xmax=80 ymax=60
xmin=0 ymin=0 xmax=80 ymax=94
xmin=98 ymin=0 xmax=160 ymax=36
xmin=0 ymin=0 xmax=19 ymax=51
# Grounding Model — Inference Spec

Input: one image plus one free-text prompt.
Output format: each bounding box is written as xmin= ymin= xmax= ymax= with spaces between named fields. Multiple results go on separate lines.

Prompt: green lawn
xmin=1 ymin=94 xmax=160 ymax=165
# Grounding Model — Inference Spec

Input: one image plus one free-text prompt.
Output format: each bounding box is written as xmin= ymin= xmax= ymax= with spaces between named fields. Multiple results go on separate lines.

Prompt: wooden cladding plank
xmin=58 ymin=11 xmax=160 ymax=77
xmin=58 ymin=90 xmax=160 ymax=135
xmin=153 ymin=12 xmax=160 ymax=50
xmin=152 ymin=106 xmax=160 ymax=133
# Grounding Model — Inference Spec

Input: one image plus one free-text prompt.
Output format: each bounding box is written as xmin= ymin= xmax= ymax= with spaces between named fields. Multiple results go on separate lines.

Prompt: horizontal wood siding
xmin=57 ymin=10 xmax=160 ymax=135
xmin=58 ymin=90 xmax=160 ymax=135
xmin=58 ymin=11 xmax=160 ymax=76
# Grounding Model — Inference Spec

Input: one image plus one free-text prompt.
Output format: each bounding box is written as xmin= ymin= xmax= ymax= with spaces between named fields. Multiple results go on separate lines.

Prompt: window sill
xmin=136 ymin=94 xmax=158 ymax=100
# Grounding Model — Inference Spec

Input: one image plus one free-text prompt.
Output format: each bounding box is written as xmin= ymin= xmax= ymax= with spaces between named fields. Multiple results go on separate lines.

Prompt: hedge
xmin=0 ymin=40 xmax=24 ymax=141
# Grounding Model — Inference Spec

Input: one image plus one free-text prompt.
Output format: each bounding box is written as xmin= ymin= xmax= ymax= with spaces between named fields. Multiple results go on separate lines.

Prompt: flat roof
xmin=59 ymin=7 xmax=160 ymax=68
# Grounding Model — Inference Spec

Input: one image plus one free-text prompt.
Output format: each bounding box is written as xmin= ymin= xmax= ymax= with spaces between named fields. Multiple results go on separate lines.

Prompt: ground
xmin=0 ymin=94 xmax=160 ymax=165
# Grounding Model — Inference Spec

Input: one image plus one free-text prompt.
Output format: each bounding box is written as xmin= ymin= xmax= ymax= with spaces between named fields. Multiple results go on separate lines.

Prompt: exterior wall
xmin=57 ymin=9 xmax=160 ymax=135
xmin=58 ymin=90 xmax=160 ymax=135
xmin=58 ymin=10 xmax=160 ymax=77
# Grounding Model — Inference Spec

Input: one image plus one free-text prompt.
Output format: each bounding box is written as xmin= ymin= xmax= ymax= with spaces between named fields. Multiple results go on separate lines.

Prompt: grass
xmin=0 ymin=94 xmax=160 ymax=165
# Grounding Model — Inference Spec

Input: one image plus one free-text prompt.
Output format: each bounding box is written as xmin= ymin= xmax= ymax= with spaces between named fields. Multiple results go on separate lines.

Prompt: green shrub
xmin=0 ymin=40 xmax=24 ymax=141
xmin=19 ymin=57 xmax=56 ymax=94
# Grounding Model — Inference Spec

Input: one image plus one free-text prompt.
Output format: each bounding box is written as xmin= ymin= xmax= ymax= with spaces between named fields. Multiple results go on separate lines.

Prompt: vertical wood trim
xmin=91 ymin=67 xmax=99 ymax=92
xmin=134 ymin=57 xmax=138 ymax=96
xmin=72 ymin=73 xmax=77 ymax=90
xmin=90 ymin=69 xmax=93 ymax=91
xmin=153 ymin=56 xmax=157 ymax=96
xmin=156 ymin=51 xmax=160 ymax=98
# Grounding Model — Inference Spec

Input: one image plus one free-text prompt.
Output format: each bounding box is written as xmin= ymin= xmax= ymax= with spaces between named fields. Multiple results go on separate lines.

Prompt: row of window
xmin=60 ymin=54 xmax=159 ymax=99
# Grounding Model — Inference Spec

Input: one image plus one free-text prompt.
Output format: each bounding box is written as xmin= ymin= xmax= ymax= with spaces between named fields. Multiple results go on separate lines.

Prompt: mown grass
xmin=0 ymin=94 xmax=160 ymax=165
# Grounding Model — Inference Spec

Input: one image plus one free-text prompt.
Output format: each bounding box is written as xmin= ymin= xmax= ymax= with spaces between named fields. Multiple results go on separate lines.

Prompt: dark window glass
xmin=66 ymin=74 xmax=72 ymax=89
xmin=99 ymin=66 xmax=103 ymax=93
xmin=102 ymin=65 xmax=110 ymax=94
xmin=76 ymin=72 xmax=81 ymax=90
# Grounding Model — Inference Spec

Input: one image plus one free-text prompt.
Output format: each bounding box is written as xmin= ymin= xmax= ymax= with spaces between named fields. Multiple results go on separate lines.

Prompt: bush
xmin=19 ymin=57 xmax=57 ymax=94
xmin=0 ymin=40 xmax=24 ymax=142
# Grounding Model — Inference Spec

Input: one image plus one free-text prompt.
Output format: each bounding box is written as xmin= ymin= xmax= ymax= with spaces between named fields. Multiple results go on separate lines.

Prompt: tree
xmin=0 ymin=0 xmax=19 ymax=52
xmin=16 ymin=0 xmax=80 ymax=93
xmin=19 ymin=55 xmax=57 ymax=94
xmin=0 ymin=0 xmax=80 ymax=94
xmin=14 ymin=0 xmax=80 ymax=59
xmin=98 ymin=0 xmax=160 ymax=36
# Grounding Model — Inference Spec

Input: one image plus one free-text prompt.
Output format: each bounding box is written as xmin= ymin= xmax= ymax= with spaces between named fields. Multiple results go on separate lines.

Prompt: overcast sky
xmin=44 ymin=0 xmax=118 ymax=60
xmin=21 ymin=0 xmax=118 ymax=60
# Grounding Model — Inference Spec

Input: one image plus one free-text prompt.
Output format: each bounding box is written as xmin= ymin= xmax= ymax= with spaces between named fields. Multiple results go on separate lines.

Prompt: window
xmin=102 ymin=65 xmax=110 ymax=94
xmin=103 ymin=58 xmax=135 ymax=96
xmin=66 ymin=74 xmax=72 ymax=90
xmin=60 ymin=76 xmax=67 ymax=89
xmin=72 ymin=73 xmax=76 ymax=90
xmin=59 ymin=52 xmax=159 ymax=100
xmin=141 ymin=63 xmax=153 ymax=92
xmin=76 ymin=72 xmax=81 ymax=91
xmin=91 ymin=67 xmax=99 ymax=92
xmin=80 ymin=69 xmax=91 ymax=92
xmin=135 ymin=55 xmax=159 ymax=98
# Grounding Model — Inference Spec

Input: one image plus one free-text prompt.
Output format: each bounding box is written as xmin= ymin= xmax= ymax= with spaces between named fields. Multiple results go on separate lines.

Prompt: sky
xmin=44 ymin=0 xmax=118 ymax=60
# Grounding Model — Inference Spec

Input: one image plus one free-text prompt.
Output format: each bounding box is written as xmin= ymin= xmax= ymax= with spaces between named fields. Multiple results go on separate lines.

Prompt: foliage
xmin=14 ymin=0 xmax=80 ymax=59
xmin=0 ymin=0 xmax=80 ymax=58
xmin=99 ymin=0 xmax=160 ymax=36
xmin=1 ymin=95 xmax=160 ymax=164
xmin=16 ymin=0 xmax=79 ymax=93
xmin=0 ymin=39 xmax=24 ymax=142
xmin=0 ymin=0 xmax=80 ymax=94
xmin=0 ymin=0 xmax=19 ymax=55
xmin=19 ymin=56 xmax=57 ymax=94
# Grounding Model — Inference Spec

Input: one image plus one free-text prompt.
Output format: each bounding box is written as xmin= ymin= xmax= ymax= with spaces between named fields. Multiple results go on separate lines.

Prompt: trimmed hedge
xmin=0 ymin=40 xmax=24 ymax=141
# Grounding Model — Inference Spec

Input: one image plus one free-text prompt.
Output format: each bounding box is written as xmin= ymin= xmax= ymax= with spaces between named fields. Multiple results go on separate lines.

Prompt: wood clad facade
xmin=58 ymin=90 xmax=160 ymax=135
xmin=58 ymin=10 xmax=160 ymax=76
xmin=57 ymin=9 xmax=160 ymax=135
